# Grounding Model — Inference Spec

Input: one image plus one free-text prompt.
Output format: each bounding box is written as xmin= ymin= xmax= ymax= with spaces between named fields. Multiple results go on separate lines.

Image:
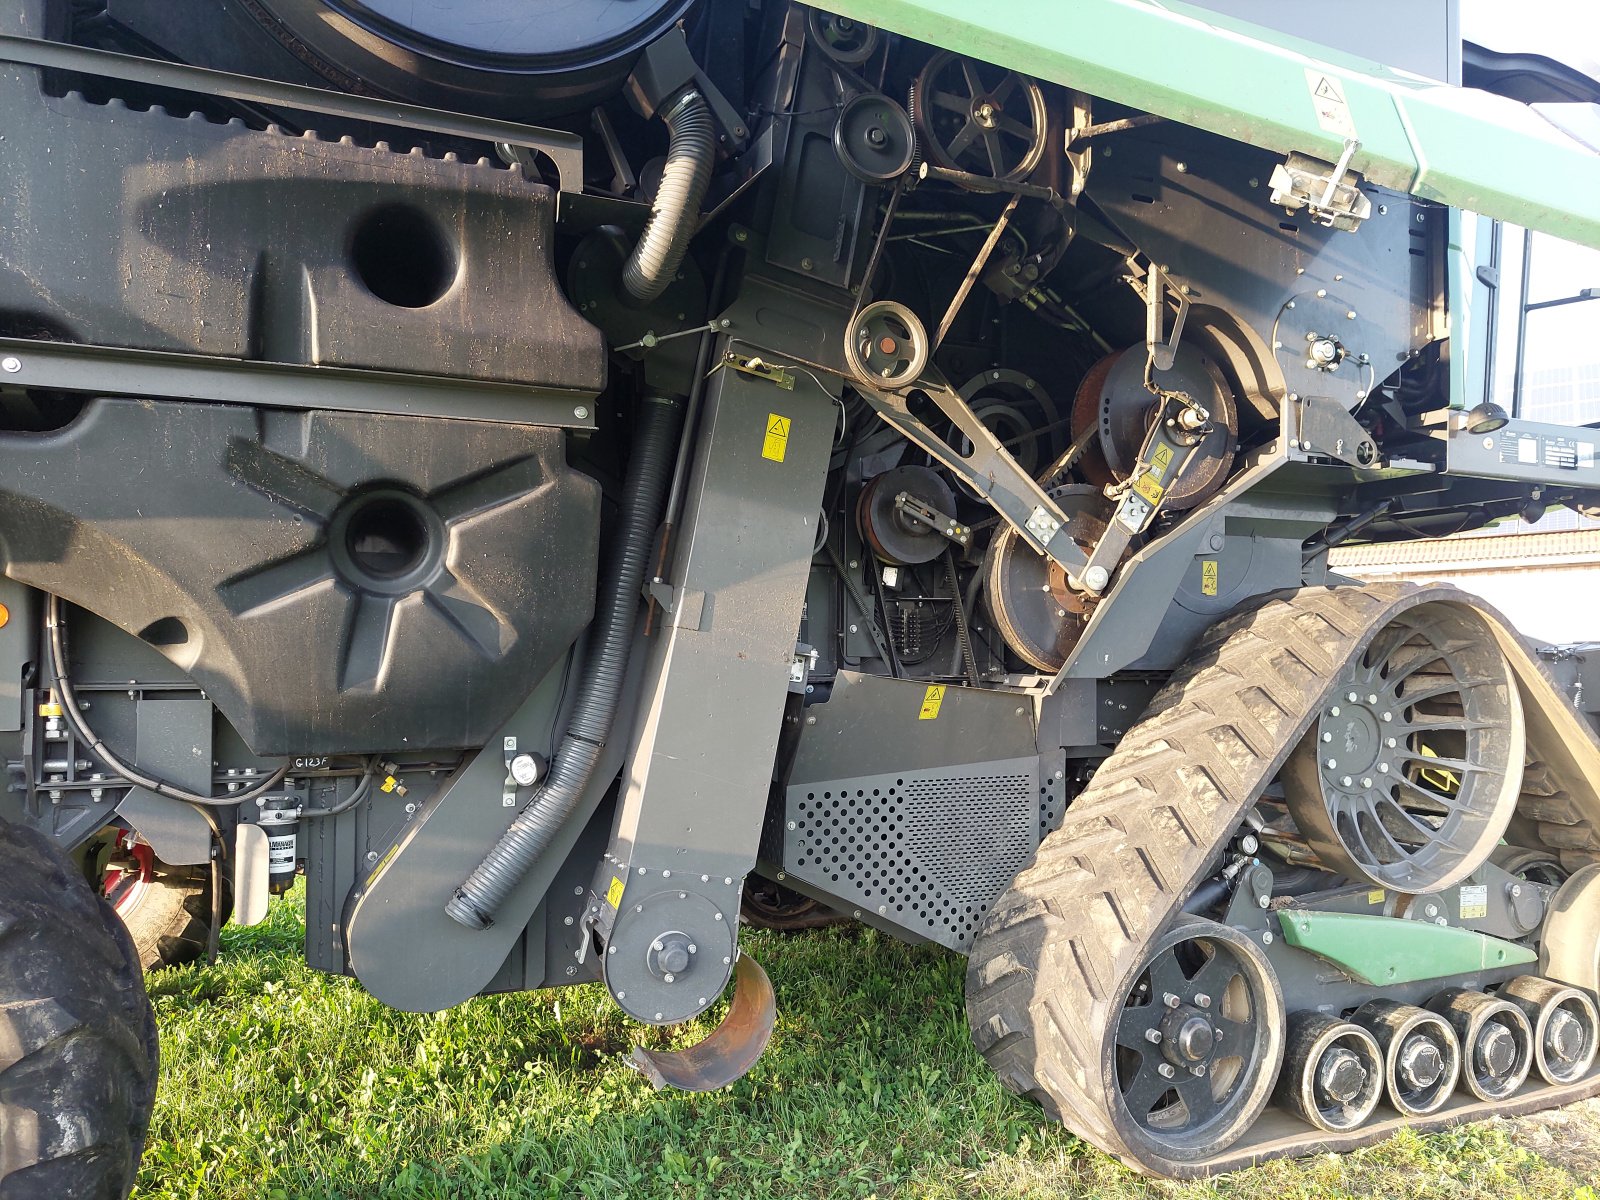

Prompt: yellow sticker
xmin=37 ymin=701 xmax=62 ymax=718
xmin=606 ymin=876 xmax=625 ymax=908
xmin=1132 ymin=473 xmax=1165 ymax=505
xmin=918 ymin=684 xmax=946 ymax=720
xmin=1201 ymin=559 xmax=1219 ymax=597
xmin=380 ymin=775 xmax=398 ymax=794
xmin=1367 ymin=888 xmax=1385 ymax=905
xmin=1150 ymin=443 xmax=1174 ymax=482
xmin=369 ymin=843 xmax=399 ymax=881
xmin=761 ymin=413 xmax=791 ymax=462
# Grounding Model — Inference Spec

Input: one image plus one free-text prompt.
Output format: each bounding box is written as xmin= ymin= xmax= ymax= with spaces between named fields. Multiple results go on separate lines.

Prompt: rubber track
xmin=965 ymin=582 xmax=1580 ymax=1176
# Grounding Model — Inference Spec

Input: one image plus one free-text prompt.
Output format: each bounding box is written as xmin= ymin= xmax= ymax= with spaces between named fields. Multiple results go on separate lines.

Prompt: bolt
xmin=1164 ymin=992 xmax=1181 ymax=1009
xmin=1331 ymin=705 xmax=1341 ymax=716
xmin=1361 ymin=776 xmax=1374 ymax=788
xmin=655 ymin=1013 xmax=663 ymax=1021
xmin=1511 ymin=884 xmax=1523 ymax=898
xmin=564 ymin=915 xmax=574 ymax=926
xmin=786 ymin=820 xmax=796 ymax=830
xmin=1381 ymin=712 xmax=1392 ymax=722
xmin=1195 ymin=993 xmax=1211 ymax=1009
xmin=366 ymin=851 xmax=378 ymax=863
xmin=573 ymin=405 xmax=590 ymax=420
xmin=1386 ymin=737 xmax=1397 ymax=748
xmin=1175 ymin=161 xmax=1188 ymax=173
xmin=1258 ymin=894 xmax=1271 ymax=909
xmin=1368 ymin=694 xmax=1378 ymax=704
xmin=616 ymin=991 xmax=625 ymax=1000
xmin=1347 ymin=311 xmax=1357 ymax=320
xmin=1322 ymin=732 xmax=1333 ymax=743
xmin=0 ymin=356 xmax=19 ymax=373
xmin=1262 ymin=930 xmax=1274 ymax=945
xmin=800 ymin=257 xmax=815 ymax=271
xmin=849 ymin=624 xmax=859 ymax=634
xmin=663 ymin=973 xmax=675 ymax=983
xmin=1348 ymin=691 xmax=1359 ymax=702
xmin=1145 ymin=1028 xmax=1163 ymax=1044
xmin=1084 ymin=565 xmax=1110 ymax=591
xmin=734 ymin=228 xmax=748 ymax=243
xmin=1191 ymin=1065 xmax=1207 ymax=1078
xmin=565 ymin=965 xmax=577 ymax=977
xmin=1424 ymin=903 xmax=1438 ymax=918
xmin=1326 ymin=758 xmax=1338 ymax=769
xmin=1158 ymin=1063 xmax=1176 ymax=1079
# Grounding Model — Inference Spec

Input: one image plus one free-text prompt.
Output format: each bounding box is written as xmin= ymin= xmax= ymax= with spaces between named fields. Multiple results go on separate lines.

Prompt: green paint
xmin=1276 ymin=909 xmax=1537 ymax=985
xmin=829 ymin=0 xmax=1600 ymax=250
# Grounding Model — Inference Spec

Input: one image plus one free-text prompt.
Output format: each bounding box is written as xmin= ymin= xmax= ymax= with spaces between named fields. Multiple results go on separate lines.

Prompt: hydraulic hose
xmin=622 ymin=89 xmax=714 ymax=305
xmin=446 ymin=395 xmax=684 ymax=929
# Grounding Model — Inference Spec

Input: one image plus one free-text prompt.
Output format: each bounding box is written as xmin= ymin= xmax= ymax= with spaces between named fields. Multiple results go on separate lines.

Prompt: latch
xmin=1268 ymin=140 xmax=1372 ymax=232
xmin=719 ymin=351 xmax=795 ymax=390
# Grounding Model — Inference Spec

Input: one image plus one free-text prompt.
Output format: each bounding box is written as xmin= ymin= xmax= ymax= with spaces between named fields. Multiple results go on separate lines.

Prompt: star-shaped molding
xmin=216 ymin=434 xmax=544 ymax=693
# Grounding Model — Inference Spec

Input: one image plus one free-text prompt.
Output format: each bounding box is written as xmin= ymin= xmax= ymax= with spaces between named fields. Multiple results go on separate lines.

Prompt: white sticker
xmin=1518 ymin=435 xmax=1539 ymax=464
xmin=1459 ymin=883 xmax=1488 ymax=920
xmin=1581 ymin=442 xmax=1595 ymax=468
xmin=1305 ymin=69 xmax=1357 ymax=139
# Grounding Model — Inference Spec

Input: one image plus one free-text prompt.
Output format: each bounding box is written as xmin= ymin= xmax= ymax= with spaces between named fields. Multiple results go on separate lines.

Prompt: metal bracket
xmin=1137 ymin=262 xmax=1190 ymax=373
xmin=1292 ymin=394 xmax=1379 ymax=467
xmin=718 ymin=351 xmax=795 ymax=390
xmin=1268 ymin=141 xmax=1373 ymax=232
xmin=893 ymin=491 xmax=971 ymax=546
xmin=852 ymin=367 xmax=1089 ymax=583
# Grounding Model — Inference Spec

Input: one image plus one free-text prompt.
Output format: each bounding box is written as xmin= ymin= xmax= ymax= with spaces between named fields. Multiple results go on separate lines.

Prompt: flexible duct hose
xmin=446 ymin=396 xmax=684 ymax=929
xmin=622 ymin=89 xmax=715 ymax=304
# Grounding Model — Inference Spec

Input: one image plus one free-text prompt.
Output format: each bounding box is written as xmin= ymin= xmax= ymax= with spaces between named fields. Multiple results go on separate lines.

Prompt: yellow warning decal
xmin=606 ymin=876 xmax=625 ymax=909
xmin=762 ymin=413 xmax=791 ymax=462
xmin=1149 ymin=443 xmax=1174 ymax=482
xmin=37 ymin=701 xmax=62 ymax=718
xmin=1367 ymin=888 xmax=1385 ymax=905
xmin=918 ymin=684 xmax=946 ymax=720
xmin=380 ymin=775 xmax=399 ymax=794
xmin=1132 ymin=473 xmax=1165 ymax=506
xmin=1201 ymin=559 xmax=1219 ymax=597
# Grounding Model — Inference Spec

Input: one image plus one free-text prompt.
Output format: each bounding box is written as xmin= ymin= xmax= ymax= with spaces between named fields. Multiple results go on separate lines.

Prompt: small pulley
xmin=807 ymin=9 xmax=880 ymax=64
xmin=845 ymin=300 xmax=929 ymax=389
xmin=858 ymin=466 xmax=964 ymax=566
xmin=834 ymin=92 xmax=917 ymax=184
xmin=912 ymin=51 xmax=1047 ymax=182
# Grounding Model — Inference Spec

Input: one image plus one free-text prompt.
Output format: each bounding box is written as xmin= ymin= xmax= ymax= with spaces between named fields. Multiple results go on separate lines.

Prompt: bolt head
xmin=1322 ymin=732 xmax=1333 ymax=743
xmin=1194 ymin=993 xmax=1211 ymax=1009
xmin=1145 ymin=1028 xmax=1163 ymax=1044
xmin=1348 ymin=691 xmax=1359 ymax=703
xmin=1158 ymin=1063 xmax=1176 ymax=1079
xmin=573 ymin=405 xmax=590 ymax=420
xmin=1326 ymin=758 xmax=1338 ymax=769
xmin=0 ymin=355 xmax=19 ymax=373
xmin=1362 ymin=777 xmax=1373 ymax=788
xmin=1330 ymin=705 xmax=1341 ymax=716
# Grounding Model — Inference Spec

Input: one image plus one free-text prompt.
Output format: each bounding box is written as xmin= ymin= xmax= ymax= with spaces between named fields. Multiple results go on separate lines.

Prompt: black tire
xmin=0 ymin=817 xmax=158 ymax=1200
xmin=113 ymin=865 xmax=225 ymax=971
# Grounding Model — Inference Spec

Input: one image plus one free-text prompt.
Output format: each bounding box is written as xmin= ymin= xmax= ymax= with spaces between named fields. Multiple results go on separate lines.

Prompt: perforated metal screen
xmin=783 ymin=757 xmax=1041 ymax=950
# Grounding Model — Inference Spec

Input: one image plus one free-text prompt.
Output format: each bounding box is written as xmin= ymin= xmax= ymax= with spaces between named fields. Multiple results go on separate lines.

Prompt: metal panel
xmin=829 ymin=0 xmax=1600 ymax=249
xmin=1446 ymin=417 xmax=1600 ymax=484
xmin=784 ymin=757 xmax=1040 ymax=951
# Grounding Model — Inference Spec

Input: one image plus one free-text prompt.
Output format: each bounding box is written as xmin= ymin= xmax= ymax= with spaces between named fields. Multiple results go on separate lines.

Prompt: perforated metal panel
xmin=783 ymin=756 xmax=1040 ymax=950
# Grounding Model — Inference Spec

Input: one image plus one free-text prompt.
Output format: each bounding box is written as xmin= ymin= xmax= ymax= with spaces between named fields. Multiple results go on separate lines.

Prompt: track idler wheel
xmin=1427 ymin=988 xmax=1534 ymax=1101
xmin=1353 ymin=1000 xmax=1460 ymax=1116
xmin=1109 ymin=915 xmax=1285 ymax=1162
xmin=1284 ymin=601 xmax=1525 ymax=893
xmin=1501 ymin=975 xmax=1599 ymax=1085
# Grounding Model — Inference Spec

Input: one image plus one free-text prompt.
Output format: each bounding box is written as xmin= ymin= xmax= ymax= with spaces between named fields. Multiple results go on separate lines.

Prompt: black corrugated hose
xmin=446 ymin=395 xmax=684 ymax=929
xmin=621 ymin=88 xmax=715 ymax=304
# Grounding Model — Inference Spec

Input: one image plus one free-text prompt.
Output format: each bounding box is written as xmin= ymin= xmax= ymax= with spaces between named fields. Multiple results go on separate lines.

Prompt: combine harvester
xmin=2 ymin=0 xmax=1600 ymax=1191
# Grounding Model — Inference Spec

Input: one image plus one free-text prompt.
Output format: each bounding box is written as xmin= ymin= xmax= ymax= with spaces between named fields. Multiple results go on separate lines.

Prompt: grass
xmin=135 ymin=886 xmax=1600 ymax=1200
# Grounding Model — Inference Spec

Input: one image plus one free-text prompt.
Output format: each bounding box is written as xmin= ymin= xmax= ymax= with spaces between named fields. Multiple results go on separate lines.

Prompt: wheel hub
xmin=1316 ymin=1046 xmax=1368 ymax=1104
xmin=1547 ymin=1008 xmax=1584 ymax=1062
xmin=1476 ymin=1022 xmax=1517 ymax=1077
xmin=1317 ymin=688 xmax=1392 ymax=793
xmin=1161 ymin=1010 xmax=1216 ymax=1064
xmin=1397 ymin=1034 xmax=1444 ymax=1090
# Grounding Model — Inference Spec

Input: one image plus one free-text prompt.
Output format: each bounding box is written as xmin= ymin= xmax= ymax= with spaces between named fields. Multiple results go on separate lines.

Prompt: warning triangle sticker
xmin=768 ymin=415 xmax=790 ymax=437
xmin=1314 ymin=76 xmax=1343 ymax=102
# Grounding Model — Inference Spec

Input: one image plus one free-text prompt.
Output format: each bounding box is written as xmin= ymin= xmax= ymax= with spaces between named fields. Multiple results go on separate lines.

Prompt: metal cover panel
xmin=784 ymin=756 xmax=1040 ymax=951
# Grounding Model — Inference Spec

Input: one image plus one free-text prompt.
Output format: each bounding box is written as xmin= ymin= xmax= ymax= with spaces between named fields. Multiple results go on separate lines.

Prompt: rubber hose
xmin=622 ymin=89 xmax=715 ymax=304
xmin=446 ymin=396 xmax=684 ymax=929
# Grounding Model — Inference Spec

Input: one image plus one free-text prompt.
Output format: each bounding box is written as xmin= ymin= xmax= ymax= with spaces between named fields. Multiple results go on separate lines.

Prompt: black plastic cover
xmin=0 ymin=401 xmax=600 ymax=756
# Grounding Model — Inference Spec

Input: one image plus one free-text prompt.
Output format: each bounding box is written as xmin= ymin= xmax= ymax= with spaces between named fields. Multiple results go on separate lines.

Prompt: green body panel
xmin=1276 ymin=910 xmax=1537 ymax=986
xmin=829 ymin=0 xmax=1600 ymax=251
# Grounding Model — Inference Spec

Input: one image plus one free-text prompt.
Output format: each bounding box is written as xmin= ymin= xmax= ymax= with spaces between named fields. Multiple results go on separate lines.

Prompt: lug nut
xmin=1158 ymin=1063 xmax=1176 ymax=1079
xmin=1145 ymin=1028 xmax=1163 ymax=1044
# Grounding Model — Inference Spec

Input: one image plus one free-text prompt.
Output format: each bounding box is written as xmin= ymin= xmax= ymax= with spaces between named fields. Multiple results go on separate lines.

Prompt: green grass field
xmin=134 ymin=887 xmax=1600 ymax=1200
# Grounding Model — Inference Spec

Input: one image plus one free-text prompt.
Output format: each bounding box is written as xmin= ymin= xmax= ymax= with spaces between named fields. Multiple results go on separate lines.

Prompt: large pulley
xmin=1283 ymin=601 xmax=1525 ymax=893
xmin=911 ymin=51 xmax=1048 ymax=182
xmin=984 ymin=484 xmax=1108 ymax=671
xmin=1070 ymin=345 xmax=1238 ymax=511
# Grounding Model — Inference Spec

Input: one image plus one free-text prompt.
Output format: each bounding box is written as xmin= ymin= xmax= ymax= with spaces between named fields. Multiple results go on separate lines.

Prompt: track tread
xmin=965 ymin=583 xmax=1497 ymax=1175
